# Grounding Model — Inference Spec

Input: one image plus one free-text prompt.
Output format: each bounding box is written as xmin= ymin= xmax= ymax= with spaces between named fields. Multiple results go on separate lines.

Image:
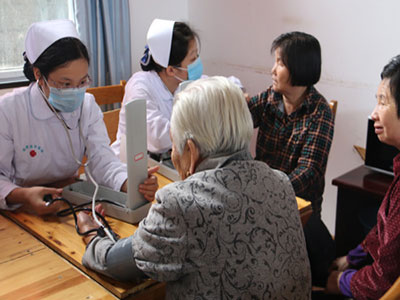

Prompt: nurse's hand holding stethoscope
xmin=6 ymin=186 xmax=63 ymax=216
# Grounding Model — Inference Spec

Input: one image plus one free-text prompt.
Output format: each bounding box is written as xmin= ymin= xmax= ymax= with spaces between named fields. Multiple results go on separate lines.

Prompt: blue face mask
xmin=175 ymin=57 xmax=203 ymax=82
xmin=42 ymin=77 xmax=86 ymax=112
xmin=48 ymin=86 xmax=86 ymax=112
xmin=187 ymin=57 xmax=203 ymax=80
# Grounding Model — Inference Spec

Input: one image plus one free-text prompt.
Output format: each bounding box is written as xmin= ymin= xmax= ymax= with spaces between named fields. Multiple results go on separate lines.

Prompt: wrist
xmin=6 ymin=187 xmax=27 ymax=205
xmin=120 ymin=180 xmax=127 ymax=193
xmin=337 ymin=271 xmax=343 ymax=287
xmin=83 ymin=232 xmax=97 ymax=245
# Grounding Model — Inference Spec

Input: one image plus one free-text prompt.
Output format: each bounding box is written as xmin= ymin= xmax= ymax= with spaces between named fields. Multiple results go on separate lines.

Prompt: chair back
xmin=86 ymin=79 xmax=126 ymax=141
xmin=329 ymin=100 xmax=338 ymax=119
xmin=78 ymin=108 xmax=121 ymax=175
xmin=78 ymin=81 xmax=126 ymax=175
xmin=87 ymin=80 xmax=126 ymax=108
xmin=103 ymin=108 xmax=120 ymax=144
xmin=380 ymin=276 xmax=400 ymax=300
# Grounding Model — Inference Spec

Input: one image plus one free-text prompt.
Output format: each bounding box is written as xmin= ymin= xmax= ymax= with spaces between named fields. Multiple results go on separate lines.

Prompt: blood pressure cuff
xmin=82 ymin=235 xmax=147 ymax=282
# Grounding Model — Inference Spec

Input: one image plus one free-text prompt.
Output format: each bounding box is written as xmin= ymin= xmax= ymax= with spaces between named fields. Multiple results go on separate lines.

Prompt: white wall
xmin=187 ymin=0 xmax=400 ymax=234
xmin=129 ymin=0 xmax=400 ymax=234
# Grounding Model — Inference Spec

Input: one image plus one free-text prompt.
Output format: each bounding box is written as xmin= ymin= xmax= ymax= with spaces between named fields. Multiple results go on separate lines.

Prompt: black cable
xmin=46 ymin=197 xmax=120 ymax=240
xmin=57 ymin=198 xmax=124 ymax=217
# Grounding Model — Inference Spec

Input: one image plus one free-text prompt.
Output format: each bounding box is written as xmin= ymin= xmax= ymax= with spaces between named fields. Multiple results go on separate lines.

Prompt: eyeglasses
xmin=46 ymin=76 xmax=92 ymax=90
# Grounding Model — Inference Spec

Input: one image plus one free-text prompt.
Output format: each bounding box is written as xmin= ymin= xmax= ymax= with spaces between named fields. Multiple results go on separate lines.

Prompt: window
xmin=0 ymin=0 xmax=74 ymax=85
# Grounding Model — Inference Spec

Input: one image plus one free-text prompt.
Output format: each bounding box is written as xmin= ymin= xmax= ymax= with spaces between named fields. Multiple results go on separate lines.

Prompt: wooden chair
xmin=86 ymin=79 xmax=126 ymax=142
xmin=329 ymin=100 xmax=338 ymax=119
xmin=103 ymin=108 xmax=120 ymax=144
xmin=78 ymin=108 xmax=121 ymax=175
xmin=380 ymin=276 xmax=400 ymax=300
xmin=87 ymin=79 xmax=126 ymax=109
xmin=78 ymin=80 xmax=126 ymax=175
xmin=297 ymin=197 xmax=313 ymax=227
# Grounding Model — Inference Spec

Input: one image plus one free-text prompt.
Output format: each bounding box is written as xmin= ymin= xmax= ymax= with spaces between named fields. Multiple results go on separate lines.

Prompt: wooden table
xmin=332 ymin=165 xmax=393 ymax=256
xmin=0 ymin=214 xmax=117 ymax=300
xmin=0 ymin=173 xmax=310 ymax=299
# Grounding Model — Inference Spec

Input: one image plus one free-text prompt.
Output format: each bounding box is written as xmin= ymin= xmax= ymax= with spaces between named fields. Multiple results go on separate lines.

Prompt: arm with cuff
xmin=82 ymin=235 xmax=146 ymax=282
xmin=81 ymin=183 xmax=188 ymax=283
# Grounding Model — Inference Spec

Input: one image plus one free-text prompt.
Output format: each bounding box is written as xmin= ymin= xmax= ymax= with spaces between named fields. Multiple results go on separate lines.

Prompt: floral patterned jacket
xmin=133 ymin=150 xmax=311 ymax=299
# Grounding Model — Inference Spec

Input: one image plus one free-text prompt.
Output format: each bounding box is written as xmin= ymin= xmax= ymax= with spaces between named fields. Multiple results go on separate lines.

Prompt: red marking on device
xmin=134 ymin=152 xmax=144 ymax=162
xmin=30 ymin=150 xmax=37 ymax=157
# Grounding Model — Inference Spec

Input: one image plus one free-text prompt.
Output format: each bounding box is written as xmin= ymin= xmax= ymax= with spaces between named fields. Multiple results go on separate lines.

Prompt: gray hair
xmin=170 ymin=76 xmax=254 ymax=157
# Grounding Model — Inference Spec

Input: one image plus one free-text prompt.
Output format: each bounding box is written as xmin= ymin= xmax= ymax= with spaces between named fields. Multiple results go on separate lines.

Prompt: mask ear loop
xmin=171 ymin=64 xmax=188 ymax=82
xmin=173 ymin=74 xmax=186 ymax=83
xmin=37 ymin=81 xmax=116 ymax=243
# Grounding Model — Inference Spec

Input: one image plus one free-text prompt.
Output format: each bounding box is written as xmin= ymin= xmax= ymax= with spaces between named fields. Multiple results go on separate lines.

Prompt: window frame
xmin=0 ymin=0 xmax=75 ymax=87
xmin=0 ymin=68 xmax=28 ymax=87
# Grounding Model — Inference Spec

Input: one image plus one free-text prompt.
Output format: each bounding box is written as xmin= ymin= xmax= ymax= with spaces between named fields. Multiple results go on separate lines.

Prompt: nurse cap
xmin=147 ymin=19 xmax=175 ymax=68
xmin=25 ymin=19 xmax=80 ymax=64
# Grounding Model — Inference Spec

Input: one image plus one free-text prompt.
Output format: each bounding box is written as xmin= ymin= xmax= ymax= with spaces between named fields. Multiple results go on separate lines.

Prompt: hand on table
xmin=6 ymin=186 xmax=63 ymax=216
xmin=77 ymin=204 xmax=105 ymax=244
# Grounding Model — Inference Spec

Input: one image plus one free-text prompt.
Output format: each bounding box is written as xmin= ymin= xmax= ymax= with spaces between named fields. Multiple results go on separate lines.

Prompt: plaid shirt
xmin=248 ymin=86 xmax=334 ymax=213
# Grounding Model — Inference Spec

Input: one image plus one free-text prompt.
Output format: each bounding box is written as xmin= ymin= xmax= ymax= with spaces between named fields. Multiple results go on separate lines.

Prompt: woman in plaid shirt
xmin=248 ymin=31 xmax=335 ymax=287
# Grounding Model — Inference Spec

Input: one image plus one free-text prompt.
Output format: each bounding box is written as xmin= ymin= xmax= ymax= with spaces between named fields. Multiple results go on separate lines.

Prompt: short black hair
xmin=141 ymin=21 xmax=199 ymax=72
xmin=23 ymin=37 xmax=90 ymax=82
xmin=271 ymin=31 xmax=321 ymax=87
xmin=381 ymin=55 xmax=400 ymax=118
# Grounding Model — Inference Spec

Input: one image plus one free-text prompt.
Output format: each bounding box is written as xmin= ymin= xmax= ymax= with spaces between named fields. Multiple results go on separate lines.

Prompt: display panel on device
xmin=365 ymin=117 xmax=398 ymax=176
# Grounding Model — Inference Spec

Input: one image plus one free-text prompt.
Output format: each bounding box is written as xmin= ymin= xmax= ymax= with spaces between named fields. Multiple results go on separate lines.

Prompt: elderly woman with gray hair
xmin=77 ymin=76 xmax=311 ymax=299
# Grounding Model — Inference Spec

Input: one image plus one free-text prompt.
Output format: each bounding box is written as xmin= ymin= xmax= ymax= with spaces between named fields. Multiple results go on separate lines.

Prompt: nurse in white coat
xmin=111 ymin=19 xmax=203 ymax=156
xmin=0 ymin=20 xmax=158 ymax=216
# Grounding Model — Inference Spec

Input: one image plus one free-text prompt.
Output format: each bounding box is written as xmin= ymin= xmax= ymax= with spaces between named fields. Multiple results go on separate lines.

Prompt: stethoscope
xmin=36 ymin=80 xmax=116 ymax=243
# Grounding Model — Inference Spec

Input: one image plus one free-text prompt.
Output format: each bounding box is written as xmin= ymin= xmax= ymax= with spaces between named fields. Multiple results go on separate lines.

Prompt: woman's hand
xmin=325 ymin=271 xmax=343 ymax=295
xmin=243 ymin=92 xmax=251 ymax=103
xmin=77 ymin=204 xmax=104 ymax=244
xmin=121 ymin=166 xmax=160 ymax=202
xmin=6 ymin=186 xmax=63 ymax=216
xmin=329 ymin=256 xmax=349 ymax=272
xmin=139 ymin=166 xmax=159 ymax=201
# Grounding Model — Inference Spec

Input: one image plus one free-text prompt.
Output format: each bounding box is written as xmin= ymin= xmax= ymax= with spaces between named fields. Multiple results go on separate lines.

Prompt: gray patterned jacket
xmin=83 ymin=150 xmax=311 ymax=299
